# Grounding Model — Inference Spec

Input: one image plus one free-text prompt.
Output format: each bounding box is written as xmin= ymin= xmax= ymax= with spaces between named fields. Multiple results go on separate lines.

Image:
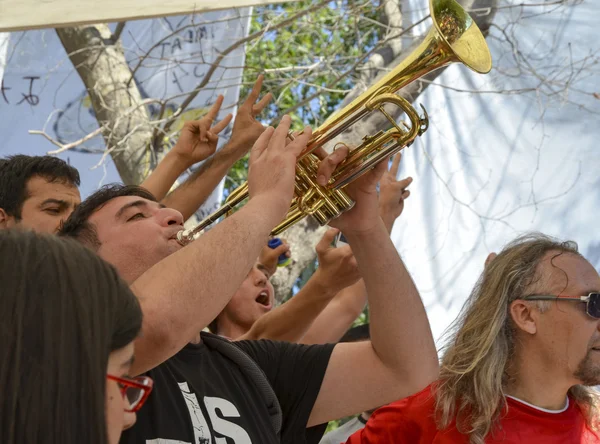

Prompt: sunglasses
xmin=521 ymin=292 xmax=600 ymax=319
xmin=107 ymin=374 xmax=154 ymax=413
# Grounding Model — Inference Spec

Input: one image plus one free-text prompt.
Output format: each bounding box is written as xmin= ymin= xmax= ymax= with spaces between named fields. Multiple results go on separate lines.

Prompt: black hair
xmin=59 ymin=184 xmax=156 ymax=249
xmin=339 ymin=323 xmax=370 ymax=343
xmin=0 ymin=155 xmax=81 ymax=219
xmin=0 ymin=229 xmax=142 ymax=444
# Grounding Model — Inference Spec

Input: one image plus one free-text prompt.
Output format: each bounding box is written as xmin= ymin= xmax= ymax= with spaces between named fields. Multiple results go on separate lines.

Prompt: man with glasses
xmin=347 ymin=233 xmax=600 ymax=443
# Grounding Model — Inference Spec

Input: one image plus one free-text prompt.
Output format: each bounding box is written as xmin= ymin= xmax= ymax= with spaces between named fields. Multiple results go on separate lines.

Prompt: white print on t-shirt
xmin=179 ymin=381 xmax=213 ymax=443
xmin=146 ymin=382 xmax=252 ymax=444
xmin=204 ymin=397 xmax=252 ymax=443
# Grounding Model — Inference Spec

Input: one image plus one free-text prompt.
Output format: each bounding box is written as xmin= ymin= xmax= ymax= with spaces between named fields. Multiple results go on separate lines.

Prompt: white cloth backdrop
xmin=392 ymin=0 xmax=599 ymax=346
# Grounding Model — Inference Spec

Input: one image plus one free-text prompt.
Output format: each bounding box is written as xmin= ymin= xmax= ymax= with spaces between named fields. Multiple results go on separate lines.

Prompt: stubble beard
xmin=574 ymin=349 xmax=600 ymax=386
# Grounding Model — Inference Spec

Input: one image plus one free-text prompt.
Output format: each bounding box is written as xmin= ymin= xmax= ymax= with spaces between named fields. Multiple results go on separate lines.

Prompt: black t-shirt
xmin=120 ymin=339 xmax=335 ymax=444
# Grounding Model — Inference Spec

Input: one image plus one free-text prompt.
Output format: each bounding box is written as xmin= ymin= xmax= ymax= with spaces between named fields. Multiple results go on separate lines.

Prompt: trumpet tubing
xmin=177 ymin=0 xmax=492 ymax=245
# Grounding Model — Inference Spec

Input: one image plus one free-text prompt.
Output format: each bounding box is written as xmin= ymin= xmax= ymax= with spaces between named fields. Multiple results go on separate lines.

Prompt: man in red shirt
xmin=348 ymin=234 xmax=600 ymax=443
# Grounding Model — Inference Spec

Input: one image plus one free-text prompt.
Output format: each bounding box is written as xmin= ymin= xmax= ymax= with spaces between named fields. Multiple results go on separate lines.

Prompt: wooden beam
xmin=0 ymin=0 xmax=292 ymax=32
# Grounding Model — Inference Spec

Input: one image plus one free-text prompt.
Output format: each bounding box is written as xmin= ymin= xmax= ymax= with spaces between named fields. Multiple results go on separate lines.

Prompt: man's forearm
xmin=162 ymin=145 xmax=242 ymax=221
xmin=141 ymin=152 xmax=188 ymax=201
xmin=300 ymin=280 xmax=367 ymax=345
xmin=130 ymin=195 xmax=279 ymax=375
xmin=345 ymin=220 xmax=438 ymax=383
xmin=238 ymin=269 xmax=337 ymax=342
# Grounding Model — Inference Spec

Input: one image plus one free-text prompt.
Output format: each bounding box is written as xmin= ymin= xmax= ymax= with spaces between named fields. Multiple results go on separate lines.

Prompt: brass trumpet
xmin=177 ymin=0 xmax=492 ymax=245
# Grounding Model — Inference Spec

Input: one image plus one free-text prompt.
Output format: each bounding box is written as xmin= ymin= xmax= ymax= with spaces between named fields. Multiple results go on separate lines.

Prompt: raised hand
xmin=258 ymin=238 xmax=291 ymax=277
xmin=316 ymin=145 xmax=388 ymax=236
xmin=379 ymin=152 xmax=412 ymax=233
xmin=171 ymin=95 xmax=233 ymax=166
xmin=248 ymin=115 xmax=312 ymax=222
xmin=226 ymin=74 xmax=273 ymax=158
xmin=313 ymin=228 xmax=361 ymax=295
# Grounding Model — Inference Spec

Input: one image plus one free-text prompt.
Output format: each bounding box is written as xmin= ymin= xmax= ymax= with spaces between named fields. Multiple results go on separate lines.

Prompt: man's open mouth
xmin=256 ymin=290 xmax=270 ymax=307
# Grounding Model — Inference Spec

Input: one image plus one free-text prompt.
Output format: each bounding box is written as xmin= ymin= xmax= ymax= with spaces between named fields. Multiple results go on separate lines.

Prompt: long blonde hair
xmin=435 ymin=233 xmax=600 ymax=444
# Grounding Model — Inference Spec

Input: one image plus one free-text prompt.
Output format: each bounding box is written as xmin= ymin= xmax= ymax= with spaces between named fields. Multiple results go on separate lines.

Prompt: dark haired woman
xmin=0 ymin=230 xmax=152 ymax=444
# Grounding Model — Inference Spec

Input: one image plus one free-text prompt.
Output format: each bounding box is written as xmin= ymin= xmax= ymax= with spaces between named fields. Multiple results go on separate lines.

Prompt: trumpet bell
xmin=432 ymin=0 xmax=492 ymax=74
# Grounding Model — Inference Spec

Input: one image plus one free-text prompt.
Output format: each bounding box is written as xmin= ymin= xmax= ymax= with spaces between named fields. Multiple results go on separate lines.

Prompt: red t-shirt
xmin=345 ymin=384 xmax=600 ymax=443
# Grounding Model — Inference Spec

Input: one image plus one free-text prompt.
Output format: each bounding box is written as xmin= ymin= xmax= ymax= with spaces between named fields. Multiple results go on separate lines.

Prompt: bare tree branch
xmin=32 ymin=127 xmax=105 ymax=154
xmin=112 ymin=22 xmax=126 ymax=42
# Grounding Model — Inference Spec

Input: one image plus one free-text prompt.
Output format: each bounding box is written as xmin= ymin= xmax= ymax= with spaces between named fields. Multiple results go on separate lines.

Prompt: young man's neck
xmin=190 ymin=333 xmax=202 ymax=344
xmin=504 ymin=349 xmax=572 ymax=411
xmin=215 ymin=319 xmax=250 ymax=341
xmin=187 ymin=321 xmax=249 ymax=346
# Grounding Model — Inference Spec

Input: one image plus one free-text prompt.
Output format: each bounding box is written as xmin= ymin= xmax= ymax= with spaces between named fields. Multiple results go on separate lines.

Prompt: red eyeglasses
xmin=107 ymin=374 xmax=153 ymax=413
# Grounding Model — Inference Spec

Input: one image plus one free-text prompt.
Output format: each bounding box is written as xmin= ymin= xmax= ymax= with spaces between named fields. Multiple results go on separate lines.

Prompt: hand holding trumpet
xmin=247 ymin=115 xmax=312 ymax=224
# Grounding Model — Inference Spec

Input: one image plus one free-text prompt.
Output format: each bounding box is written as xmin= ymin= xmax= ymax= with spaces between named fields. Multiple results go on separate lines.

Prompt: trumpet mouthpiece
xmin=176 ymin=230 xmax=193 ymax=246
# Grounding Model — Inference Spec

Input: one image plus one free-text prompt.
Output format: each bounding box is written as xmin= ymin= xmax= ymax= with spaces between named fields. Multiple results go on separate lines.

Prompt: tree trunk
xmin=56 ymin=25 xmax=153 ymax=185
xmin=271 ymin=0 xmax=497 ymax=299
xmin=270 ymin=218 xmax=328 ymax=303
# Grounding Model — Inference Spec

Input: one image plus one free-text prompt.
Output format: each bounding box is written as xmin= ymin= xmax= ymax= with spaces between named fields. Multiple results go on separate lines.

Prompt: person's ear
xmin=485 ymin=252 xmax=497 ymax=268
xmin=0 ymin=208 xmax=16 ymax=229
xmin=509 ymin=299 xmax=539 ymax=335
